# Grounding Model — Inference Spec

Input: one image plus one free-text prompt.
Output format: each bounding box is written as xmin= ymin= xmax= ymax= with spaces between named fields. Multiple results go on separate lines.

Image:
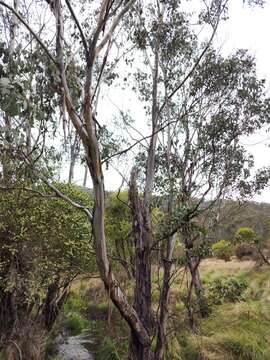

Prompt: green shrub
xmin=64 ymin=291 xmax=88 ymax=313
xmin=212 ymin=239 xmax=233 ymax=261
xmin=177 ymin=334 xmax=201 ymax=360
xmin=96 ymin=337 xmax=124 ymax=360
xmin=64 ymin=312 xmax=90 ymax=335
xmin=235 ymin=227 xmax=256 ymax=244
xmin=208 ymin=278 xmax=248 ymax=305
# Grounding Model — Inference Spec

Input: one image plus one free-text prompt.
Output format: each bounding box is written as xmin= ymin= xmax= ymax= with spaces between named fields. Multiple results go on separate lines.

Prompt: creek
xmin=55 ymin=331 xmax=94 ymax=360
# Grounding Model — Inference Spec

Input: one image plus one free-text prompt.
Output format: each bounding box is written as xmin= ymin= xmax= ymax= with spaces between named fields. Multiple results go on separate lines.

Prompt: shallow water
xmin=56 ymin=332 xmax=94 ymax=360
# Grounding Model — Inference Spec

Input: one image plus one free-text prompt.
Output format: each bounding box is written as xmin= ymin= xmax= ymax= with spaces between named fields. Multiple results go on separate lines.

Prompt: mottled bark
xmin=128 ymin=169 xmax=153 ymax=359
xmin=52 ymin=0 xmax=151 ymax=352
xmin=155 ymin=258 xmax=172 ymax=359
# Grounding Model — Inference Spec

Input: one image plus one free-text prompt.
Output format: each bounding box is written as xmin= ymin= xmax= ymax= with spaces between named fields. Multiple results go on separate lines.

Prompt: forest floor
xmin=47 ymin=258 xmax=270 ymax=360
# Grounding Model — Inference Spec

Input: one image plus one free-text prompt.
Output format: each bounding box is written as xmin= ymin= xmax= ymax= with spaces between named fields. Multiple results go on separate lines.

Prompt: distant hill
xmin=214 ymin=200 xmax=270 ymax=242
xmin=80 ymin=186 xmax=270 ymax=242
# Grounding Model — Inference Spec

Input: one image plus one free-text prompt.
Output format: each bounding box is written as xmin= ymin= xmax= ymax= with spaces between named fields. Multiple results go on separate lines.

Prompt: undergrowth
xmin=47 ymin=262 xmax=270 ymax=359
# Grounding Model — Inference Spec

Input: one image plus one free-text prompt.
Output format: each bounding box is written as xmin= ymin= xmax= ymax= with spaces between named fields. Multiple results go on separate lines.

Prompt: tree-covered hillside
xmin=214 ymin=201 xmax=270 ymax=242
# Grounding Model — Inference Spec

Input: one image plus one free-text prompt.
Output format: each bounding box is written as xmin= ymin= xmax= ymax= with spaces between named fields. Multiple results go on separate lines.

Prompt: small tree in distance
xmin=235 ymin=227 xmax=270 ymax=265
xmin=212 ymin=239 xmax=234 ymax=262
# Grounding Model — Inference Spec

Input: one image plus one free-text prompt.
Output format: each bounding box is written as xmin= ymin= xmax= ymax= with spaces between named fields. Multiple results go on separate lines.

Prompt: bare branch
xmin=36 ymin=175 xmax=93 ymax=221
xmin=96 ymin=0 xmax=136 ymax=55
xmin=0 ymin=0 xmax=56 ymax=64
xmin=102 ymin=114 xmax=188 ymax=165
xmin=64 ymin=0 xmax=88 ymax=56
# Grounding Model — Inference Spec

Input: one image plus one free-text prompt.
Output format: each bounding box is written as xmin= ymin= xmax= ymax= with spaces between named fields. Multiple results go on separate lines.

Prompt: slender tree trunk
xmin=2 ymin=0 xmax=18 ymax=182
xmin=129 ymin=170 xmax=153 ymax=360
xmin=257 ymin=247 xmax=270 ymax=266
xmin=2 ymin=115 xmax=12 ymax=181
xmin=54 ymin=0 xmax=151 ymax=354
xmin=68 ymin=157 xmax=75 ymax=183
xmin=155 ymin=198 xmax=176 ymax=358
xmin=83 ymin=164 xmax=88 ymax=186
xmin=155 ymin=229 xmax=177 ymax=359
xmin=186 ymin=250 xmax=209 ymax=321
xmin=68 ymin=133 xmax=79 ymax=184
xmin=155 ymin=82 xmax=177 ymax=358
xmin=127 ymin=14 xmax=161 ymax=355
xmin=155 ymin=257 xmax=172 ymax=359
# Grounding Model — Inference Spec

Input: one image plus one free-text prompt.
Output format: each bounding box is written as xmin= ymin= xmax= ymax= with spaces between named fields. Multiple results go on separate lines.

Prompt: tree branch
xmin=96 ymin=0 xmax=136 ymax=55
xmin=64 ymin=0 xmax=88 ymax=56
xmin=0 ymin=0 xmax=56 ymax=64
xmin=157 ymin=0 xmax=228 ymax=118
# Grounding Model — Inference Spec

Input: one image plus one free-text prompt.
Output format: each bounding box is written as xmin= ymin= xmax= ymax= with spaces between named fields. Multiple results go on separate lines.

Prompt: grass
xmin=96 ymin=337 xmax=126 ymax=360
xmin=182 ymin=260 xmax=270 ymax=360
xmin=64 ymin=311 xmax=91 ymax=336
xmin=196 ymin=302 xmax=270 ymax=359
xmin=49 ymin=259 xmax=270 ymax=359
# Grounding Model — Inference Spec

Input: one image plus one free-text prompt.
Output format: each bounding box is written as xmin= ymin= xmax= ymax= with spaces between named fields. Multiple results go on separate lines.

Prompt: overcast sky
xmin=220 ymin=0 xmax=270 ymax=202
xmin=64 ymin=0 xmax=270 ymax=203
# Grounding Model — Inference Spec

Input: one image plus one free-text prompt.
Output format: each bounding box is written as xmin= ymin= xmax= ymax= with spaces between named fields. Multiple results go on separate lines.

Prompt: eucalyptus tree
xmin=0 ymin=1 xmax=154 ymax=358
xmin=130 ymin=0 xmax=270 ymax=336
xmin=151 ymin=49 xmax=270 ymax=326
xmin=128 ymin=0 xmax=232 ymax=351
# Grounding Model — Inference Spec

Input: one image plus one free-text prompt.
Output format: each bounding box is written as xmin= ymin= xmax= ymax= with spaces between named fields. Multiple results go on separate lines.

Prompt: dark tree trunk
xmin=186 ymin=251 xmax=209 ymax=322
xmin=129 ymin=235 xmax=152 ymax=359
xmin=128 ymin=170 xmax=153 ymax=360
xmin=155 ymin=258 xmax=172 ymax=359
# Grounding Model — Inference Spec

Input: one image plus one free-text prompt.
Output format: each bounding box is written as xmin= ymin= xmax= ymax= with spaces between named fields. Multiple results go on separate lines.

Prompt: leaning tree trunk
xmin=53 ymin=0 xmax=152 ymax=357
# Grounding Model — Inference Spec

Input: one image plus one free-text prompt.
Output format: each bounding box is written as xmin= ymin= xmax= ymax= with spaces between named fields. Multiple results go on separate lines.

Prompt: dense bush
xmin=235 ymin=243 xmax=256 ymax=260
xmin=208 ymin=277 xmax=248 ymax=305
xmin=212 ymin=239 xmax=233 ymax=261
xmin=235 ymin=227 xmax=256 ymax=243
xmin=0 ymin=183 xmax=94 ymax=357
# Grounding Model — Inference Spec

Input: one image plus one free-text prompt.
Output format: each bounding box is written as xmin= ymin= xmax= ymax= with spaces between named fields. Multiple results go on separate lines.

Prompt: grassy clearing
xmin=51 ymin=259 xmax=270 ymax=359
xmin=182 ymin=260 xmax=270 ymax=360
